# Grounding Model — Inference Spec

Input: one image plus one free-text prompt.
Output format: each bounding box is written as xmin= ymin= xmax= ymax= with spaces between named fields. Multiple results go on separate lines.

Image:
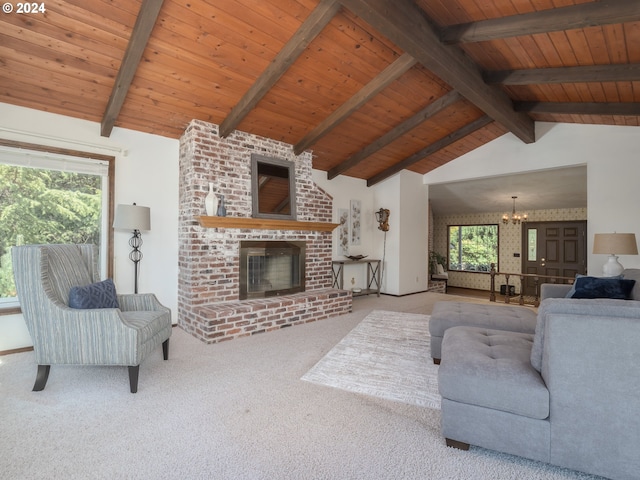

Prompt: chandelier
xmin=502 ymin=196 xmax=528 ymax=225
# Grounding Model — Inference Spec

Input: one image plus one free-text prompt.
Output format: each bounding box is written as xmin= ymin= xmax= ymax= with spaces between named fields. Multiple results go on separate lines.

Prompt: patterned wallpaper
xmin=432 ymin=207 xmax=587 ymax=291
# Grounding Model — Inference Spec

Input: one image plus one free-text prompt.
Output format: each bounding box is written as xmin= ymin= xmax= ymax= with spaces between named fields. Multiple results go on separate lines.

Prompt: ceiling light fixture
xmin=502 ymin=196 xmax=527 ymax=225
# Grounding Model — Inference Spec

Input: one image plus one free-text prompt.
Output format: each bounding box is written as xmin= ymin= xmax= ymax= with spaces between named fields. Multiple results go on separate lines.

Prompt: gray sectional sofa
xmin=437 ymin=269 xmax=640 ymax=480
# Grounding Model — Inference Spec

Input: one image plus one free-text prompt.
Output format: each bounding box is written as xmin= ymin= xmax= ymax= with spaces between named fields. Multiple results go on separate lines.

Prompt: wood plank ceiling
xmin=1 ymin=0 xmax=639 ymax=185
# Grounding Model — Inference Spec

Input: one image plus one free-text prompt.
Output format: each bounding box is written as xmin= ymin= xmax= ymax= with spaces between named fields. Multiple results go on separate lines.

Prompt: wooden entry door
xmin=521 ymin=221 xmax=587 ymax=296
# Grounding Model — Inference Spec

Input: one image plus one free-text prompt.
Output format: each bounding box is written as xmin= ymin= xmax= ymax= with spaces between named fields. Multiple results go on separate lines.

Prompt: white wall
xmin=109 ymin=127 xmax=179 ymax=303
xmin=313 ymin=169 xmax=429 ymax=296
xmin=424 ymin=122 xmax=640 ymax=275
xmin=0 ymin=103 xmax=179 ymax=351
xmin=373 ymin=174 xmax=401 ymax=294
xmin=397 ymin=171 xmax=429 ymax=294
xmin=369 ymin=171 xmax=429 ymax=295
xmin=312 ymin=170 xmax=377 ymax=292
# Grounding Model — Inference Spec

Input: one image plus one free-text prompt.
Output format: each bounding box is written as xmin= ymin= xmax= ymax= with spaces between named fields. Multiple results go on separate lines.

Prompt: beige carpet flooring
xmin=302 ymin=310 xmax=440 ymax=409
xmin=0 ymin=291 xmax=599 ymax=480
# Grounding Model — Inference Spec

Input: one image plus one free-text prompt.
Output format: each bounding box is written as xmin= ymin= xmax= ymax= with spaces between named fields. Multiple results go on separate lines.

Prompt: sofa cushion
xmin=438 ymin=326 xmax=549 ymax=420
xmin=69 ymin=279 xmax=120 ymax=309
xmin=571 ymin=276 xmax=635 ymax=299
xmin=530 ymin=297 xmax=640 ymax=372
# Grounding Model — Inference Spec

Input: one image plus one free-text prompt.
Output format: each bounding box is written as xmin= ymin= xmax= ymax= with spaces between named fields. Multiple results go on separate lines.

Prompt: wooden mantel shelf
xmin=197 ymin=216 xmax=339 ymax=232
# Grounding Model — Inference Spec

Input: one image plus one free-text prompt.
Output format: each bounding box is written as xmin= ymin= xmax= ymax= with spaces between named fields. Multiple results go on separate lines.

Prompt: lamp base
xmin=129 ymin=229 xmax=143 ymax=294
xmin=602 ymin=254 xmax=624 ymax=277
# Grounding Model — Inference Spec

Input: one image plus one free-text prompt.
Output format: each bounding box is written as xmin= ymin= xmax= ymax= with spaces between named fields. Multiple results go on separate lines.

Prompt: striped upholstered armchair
xmin=12 ymin=244 xmax=172 ymax=393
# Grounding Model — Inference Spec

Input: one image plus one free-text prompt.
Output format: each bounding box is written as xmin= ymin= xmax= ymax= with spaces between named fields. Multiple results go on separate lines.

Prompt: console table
xmin=331 ymin=259 xmax=381 ymax=297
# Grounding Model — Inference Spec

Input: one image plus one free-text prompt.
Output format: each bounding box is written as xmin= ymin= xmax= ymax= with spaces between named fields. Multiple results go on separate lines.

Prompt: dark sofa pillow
xmin=571 ymin=276 xmax=636 ymax=300
xmin=69 ymin=279 xmax=120 ymax=309
xmin=565 ymin=274 xmax=622 ymax=298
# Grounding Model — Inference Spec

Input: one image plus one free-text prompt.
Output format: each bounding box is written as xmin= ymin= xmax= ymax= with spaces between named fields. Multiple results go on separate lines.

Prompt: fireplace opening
xmin=239 ymin=241 xmax=306 ymax=300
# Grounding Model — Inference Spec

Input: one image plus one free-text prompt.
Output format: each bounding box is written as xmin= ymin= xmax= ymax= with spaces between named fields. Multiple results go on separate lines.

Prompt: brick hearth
xmin=178 ymin=120 xmax=352 ymax=343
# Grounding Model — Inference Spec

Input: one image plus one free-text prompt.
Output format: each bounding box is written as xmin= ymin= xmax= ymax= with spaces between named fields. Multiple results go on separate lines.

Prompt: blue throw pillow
xmin=69 ymin=279 xmax=120 ymax=309
xmin=571 ymin=276 xmax=636 ymax=300
xmin=565 ymin=274 xmax=622 ymax=298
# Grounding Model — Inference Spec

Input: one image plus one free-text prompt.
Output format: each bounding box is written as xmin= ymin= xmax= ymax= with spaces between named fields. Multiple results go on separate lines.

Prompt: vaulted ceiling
xmin=2 ymin=0 xmax=639 ymax=185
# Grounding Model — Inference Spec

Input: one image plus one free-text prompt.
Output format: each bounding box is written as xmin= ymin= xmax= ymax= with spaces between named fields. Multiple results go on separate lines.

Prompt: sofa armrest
xmin=117 ymin=293 xmax=169 ymax=313
xmin=540 ymin=283 xmax=571 ymax=300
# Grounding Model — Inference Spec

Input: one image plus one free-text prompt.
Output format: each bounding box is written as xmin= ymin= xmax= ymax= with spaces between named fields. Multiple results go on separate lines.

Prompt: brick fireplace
xmin=178 ymin=120 xmax=352 ymax=343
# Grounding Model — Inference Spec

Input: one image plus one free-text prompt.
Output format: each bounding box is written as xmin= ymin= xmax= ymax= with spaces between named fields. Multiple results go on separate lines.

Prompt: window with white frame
xmin=0 ymin=143 xmax=113 ymax=309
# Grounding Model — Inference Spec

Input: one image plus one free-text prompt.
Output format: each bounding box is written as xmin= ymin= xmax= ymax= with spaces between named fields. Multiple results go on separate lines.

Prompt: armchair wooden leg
xmin=128 ymin=365 xmax=140 ymax=393
xmin=162 ymin=338 xmax=169 ymax=360
xmin=33 ymin=364 xmax=50 ymax=391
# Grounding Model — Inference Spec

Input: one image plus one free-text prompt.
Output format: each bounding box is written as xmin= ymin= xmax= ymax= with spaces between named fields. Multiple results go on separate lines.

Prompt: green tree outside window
xmin=0 ymin=164 xmax=102 ymax=299
xmin=448 ymin=224 xmax=498 ymax=272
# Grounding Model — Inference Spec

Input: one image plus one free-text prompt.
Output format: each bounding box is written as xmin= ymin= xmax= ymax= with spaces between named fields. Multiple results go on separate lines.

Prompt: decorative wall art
xmin=350 ymin=199 xmax=361 ymax=246
xmin=338 ymin=208 xmax=349 ymax=255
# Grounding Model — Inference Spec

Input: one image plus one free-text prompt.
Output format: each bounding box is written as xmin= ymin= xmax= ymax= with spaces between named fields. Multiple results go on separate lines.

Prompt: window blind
xmin=0 ymin=146 xmax=109 ymax=176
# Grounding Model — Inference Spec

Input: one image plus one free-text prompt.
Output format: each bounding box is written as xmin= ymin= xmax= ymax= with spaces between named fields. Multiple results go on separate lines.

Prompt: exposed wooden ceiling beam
xmin=515 ymin=102 xmax=640 ymax=116
xmin=101 ymin=0 xmax=165 ymax=137
xmin=339 ymin=0 xmax=535 ymax=144
xmin=219 ymin=0 xmax=341 ymax=138
xmin=485 ymin=63 xmax=640 ymax=85
xmin=294 ymin=53 xmax=417 ymax=155
xmin=367 ymin=116 xmax=493 ymax=187
xmin=442 ymin=0 xmax=640 ymax=44
xmin=327 ymin=90 xmax=461 ymax=179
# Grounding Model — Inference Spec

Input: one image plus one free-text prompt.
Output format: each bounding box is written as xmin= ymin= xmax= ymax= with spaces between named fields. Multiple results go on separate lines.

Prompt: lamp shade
xmin=593 ymin=233 xmax=638 ymax=255
xmin=113 ymin=204 xmax=151 ymax=231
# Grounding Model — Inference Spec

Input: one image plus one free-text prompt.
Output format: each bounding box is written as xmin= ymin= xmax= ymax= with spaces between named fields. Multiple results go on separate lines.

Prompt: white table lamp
xmin=593 ymin=233 xmax=638 ymax=277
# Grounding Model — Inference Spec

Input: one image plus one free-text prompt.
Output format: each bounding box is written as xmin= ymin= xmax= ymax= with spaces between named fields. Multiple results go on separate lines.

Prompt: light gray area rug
xmin=302 ymin=310 xmax=440 ymax=409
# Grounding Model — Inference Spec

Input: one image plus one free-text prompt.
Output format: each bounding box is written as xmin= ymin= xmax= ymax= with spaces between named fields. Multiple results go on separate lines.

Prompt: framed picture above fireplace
xmin=251 ymin=154 xmax=296 ymax=220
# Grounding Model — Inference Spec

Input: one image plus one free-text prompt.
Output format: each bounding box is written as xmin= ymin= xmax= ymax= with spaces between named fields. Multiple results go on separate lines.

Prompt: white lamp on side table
xmin=593 ymin=233 xmax=638 ymax=277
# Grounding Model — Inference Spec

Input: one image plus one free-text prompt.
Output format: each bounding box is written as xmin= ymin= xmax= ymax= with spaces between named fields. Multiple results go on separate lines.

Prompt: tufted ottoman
xmin=429 ymin=301 xmax=537 ymax=363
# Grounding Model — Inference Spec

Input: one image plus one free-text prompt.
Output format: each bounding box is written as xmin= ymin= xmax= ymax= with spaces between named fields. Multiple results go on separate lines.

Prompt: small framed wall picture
xmin=350 ymin=199 xmax=361 ymax=246
xmin=338 ymin=208 xmax=349 ymax=255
